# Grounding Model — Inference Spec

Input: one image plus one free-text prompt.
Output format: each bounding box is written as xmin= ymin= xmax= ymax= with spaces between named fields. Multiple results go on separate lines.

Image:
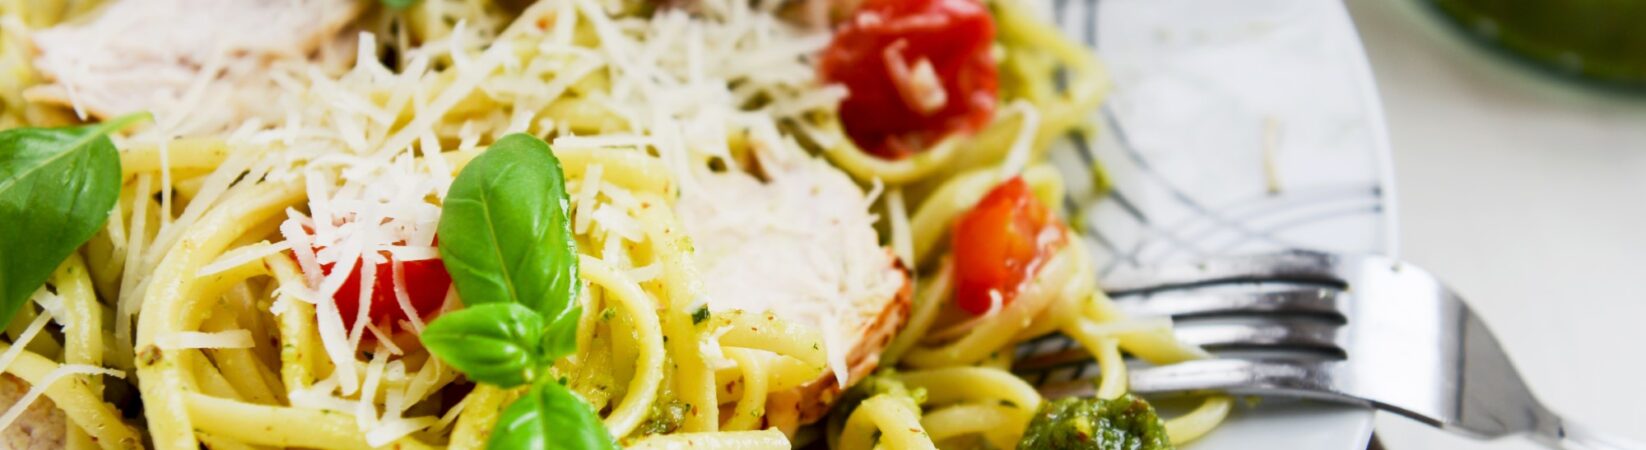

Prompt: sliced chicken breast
xmin=678 ymin=153 xmax=910 ymax=424
xmin=0 ymin=375 xmax=64 ymax=450
xmin=26 ymin=0 xmax=361 ymax=128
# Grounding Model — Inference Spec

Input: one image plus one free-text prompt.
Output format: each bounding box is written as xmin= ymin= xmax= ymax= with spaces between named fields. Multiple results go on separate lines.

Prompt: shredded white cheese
xmin=390 ymin=260 xmax=426 ymax=334
xmin=113 ymin=174 xmax=152 ymax=356
xmin=21 ymin=0 xmax=904 ymax=438
xmin=197 ymin=241 xmax=293 ymax=278
xmin=883 ymin=39 xmax=948 ymax=116
xmin=0 ymin=312 xmax=53 ymax=375
xmin=0 ymin=365 xmax=124 ymax=433
xmin=574 ymin=165 xmax=605 ymax=235
xmin=365 ymin=416 xmax=438 ymax=447
xmin=356 ymin=347 xmax=391 ymax=430
xmin=29 ymin=288 xmax=66 ymax=327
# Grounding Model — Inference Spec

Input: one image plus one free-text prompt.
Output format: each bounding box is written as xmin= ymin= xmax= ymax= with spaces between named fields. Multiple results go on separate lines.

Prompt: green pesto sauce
xmin=832 ymin=370 xmax=927 ymax=415
xmin=1017 ymin=395 xmax=1172 ymax=450
xmin=825 ymin=371 xmax=929 ymax=447
xmin=637 ymin=397 xmax=689 ymax=436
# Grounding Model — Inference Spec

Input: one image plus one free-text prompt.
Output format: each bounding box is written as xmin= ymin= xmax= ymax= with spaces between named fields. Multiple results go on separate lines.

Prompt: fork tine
xmin=1113 ymin=286 xmax=1347 ymax=320
xmin=1012 ymin=317 xmax=1345 ymax=377
xmin=1123 ymin=359 xmax=1353 ymax=402
xmin=1171 ymin=320 xmax=1346 ymax=356
xmin=1103 ymin=250 xmax=1346 ymax=294
xmin=1012 ymin=347 xmax=1095 ymax=375
xmin=1022 ymin=252 xmax=1639 ymax=448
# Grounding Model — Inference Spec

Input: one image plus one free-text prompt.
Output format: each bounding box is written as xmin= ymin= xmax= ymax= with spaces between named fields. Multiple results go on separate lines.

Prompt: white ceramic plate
xmin=1030 ymin=0 xmax=1395 ymax=447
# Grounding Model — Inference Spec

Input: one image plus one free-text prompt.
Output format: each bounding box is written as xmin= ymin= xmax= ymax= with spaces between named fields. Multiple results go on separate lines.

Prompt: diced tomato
xmin=818 ymin=0 xmax=998 ymax=159
xmin=311 ymin=237 xmax=451 ymax=332
xmin=324 ymin=256 xmax=451 ymax=331
xmin=950 ymin=177 xmax=1065 ymax=316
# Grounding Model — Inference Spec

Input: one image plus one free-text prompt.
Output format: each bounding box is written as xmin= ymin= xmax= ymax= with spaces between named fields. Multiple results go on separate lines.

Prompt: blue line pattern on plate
xmin=1017 ymin=0 xmax=1392 ymax=395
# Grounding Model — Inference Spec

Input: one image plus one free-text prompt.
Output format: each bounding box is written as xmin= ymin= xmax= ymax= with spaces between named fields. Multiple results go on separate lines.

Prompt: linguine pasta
xmin=0 ymin=0 xmax=1232 ymax=448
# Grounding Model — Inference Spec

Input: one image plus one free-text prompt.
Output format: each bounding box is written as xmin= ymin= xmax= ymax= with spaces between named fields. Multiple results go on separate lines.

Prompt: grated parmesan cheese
xmin=356 ymin=346 xmax=391 ymax=430
xmin=390 ymin=260 xmax=426 ymax=334
xmin=573 ymin=164 xmax=605 ymax=235
xmin=29 ymin=288 xmax=66 ymax=327
xmin=287 ymin=378 xmax=357 ymax=413
xmin=0 ymin=365 xmax=124 ymax=433
xmin=197 ymin=241 xmax=293 ymax=278
xmin=29 ymin=0 xmax=907 ymax=438
xmin=113 ymin=174 xmax=152 ymax=359
xmin=883 ymin=39 xmax=948 ymax=116
xmin=365 ymin=416 xmax=438 ymax=447
xmin=0 ymin=313 xmax=52 ymax=375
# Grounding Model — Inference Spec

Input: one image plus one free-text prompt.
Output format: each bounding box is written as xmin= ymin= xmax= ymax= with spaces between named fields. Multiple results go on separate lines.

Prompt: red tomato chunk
xmin=950 ymin=177 xmax=1066 ymax=316
xmin=300 ymin=233 xmax=452 ymax=332
xmin=819 ymin=0 xmax=999 ymax=159
xmin=323 ymin=255 xmax=451 ymax=331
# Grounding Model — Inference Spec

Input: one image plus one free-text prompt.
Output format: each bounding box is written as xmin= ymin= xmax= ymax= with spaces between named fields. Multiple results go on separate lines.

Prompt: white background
xmin=1344 ymin=1 xmax=1646 ymax=448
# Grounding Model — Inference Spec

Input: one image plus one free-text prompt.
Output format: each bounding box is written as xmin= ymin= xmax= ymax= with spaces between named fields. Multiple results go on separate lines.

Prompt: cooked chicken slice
xmin=791 ymin=269 xmax=909 ymax=424
xmin=0 ymin=374 xmax=65 ymax=450
xmin=26 ymin=0 xmax=362 ymax=129
xmin=678 ymin=153 xmax=910 ymax=424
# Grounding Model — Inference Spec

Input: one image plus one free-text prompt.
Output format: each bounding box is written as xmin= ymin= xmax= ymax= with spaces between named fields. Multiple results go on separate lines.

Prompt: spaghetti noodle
xmin=0 ymin=0 xmax=1233 ymax=448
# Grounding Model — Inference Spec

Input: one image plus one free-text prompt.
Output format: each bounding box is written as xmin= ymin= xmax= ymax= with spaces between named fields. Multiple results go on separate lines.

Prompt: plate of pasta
xmin=0 ymin=0 xmax=1390 ymax=448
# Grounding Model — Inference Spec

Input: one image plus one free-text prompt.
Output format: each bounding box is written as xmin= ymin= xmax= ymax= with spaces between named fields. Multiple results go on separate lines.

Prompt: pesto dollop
xmin=1017 ymin=395 xmax=1172 ymax=450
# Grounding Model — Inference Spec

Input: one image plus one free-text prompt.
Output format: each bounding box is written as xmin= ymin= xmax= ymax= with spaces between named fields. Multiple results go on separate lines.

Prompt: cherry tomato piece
xmin=302 ymin=231 xmax=451 ymax=332
xmin=819 ymin=0 xmax=998 ymax=159
xmin=325 ymin=255 xmax=451 ymax=331
xmin=950 ymin=177 xmax=1065 ymax=316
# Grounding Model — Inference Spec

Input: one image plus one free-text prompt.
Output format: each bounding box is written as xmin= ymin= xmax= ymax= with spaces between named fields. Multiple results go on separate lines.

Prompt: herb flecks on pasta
xmin=0 ymin=0 xmax=1231 ymax=448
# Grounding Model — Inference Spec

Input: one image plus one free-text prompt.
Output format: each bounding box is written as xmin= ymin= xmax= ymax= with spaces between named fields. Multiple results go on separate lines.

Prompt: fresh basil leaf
xmin=488 ymin=379 xmax=617 ymax=450
xmin=379 ymin=0 xmax=418 ymax=8
xmin=0 ymin=114 xmax=142 ymax=326
xmin=437 ymin=133 xmax=579 ymax=319
xmin=539 ymin=305 xmax=581 ymax=360
xmin=421 ymin=303 xmax=545 ymax=388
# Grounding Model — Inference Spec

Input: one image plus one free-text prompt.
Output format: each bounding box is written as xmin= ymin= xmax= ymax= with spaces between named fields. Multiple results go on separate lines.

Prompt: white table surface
xmin=1342 ymin=0 xmax=1646 ymax=448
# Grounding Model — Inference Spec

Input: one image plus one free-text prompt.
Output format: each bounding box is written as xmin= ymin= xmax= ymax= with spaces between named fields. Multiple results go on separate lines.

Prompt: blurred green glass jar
xmin=1430 ymin=0 xmax=1646 ymax=85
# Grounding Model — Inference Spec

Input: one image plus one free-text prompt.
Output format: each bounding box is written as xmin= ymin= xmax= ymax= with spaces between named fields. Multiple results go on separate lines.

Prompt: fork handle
xmin=1534 ymin=420 xmax=1645 ymax=450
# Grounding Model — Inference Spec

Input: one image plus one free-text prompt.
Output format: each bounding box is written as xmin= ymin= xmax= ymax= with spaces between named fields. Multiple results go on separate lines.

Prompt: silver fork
xmin=1016 ymin=251 xmax=1640 ymax=449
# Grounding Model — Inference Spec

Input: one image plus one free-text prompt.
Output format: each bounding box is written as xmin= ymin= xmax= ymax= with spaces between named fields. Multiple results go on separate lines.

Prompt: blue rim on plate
xmin=1025 ymin=0 xmax=1396 ymax=447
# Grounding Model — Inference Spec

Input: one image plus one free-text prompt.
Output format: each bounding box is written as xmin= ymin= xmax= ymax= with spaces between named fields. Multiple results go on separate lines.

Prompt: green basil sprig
xmin=436 ymin=134 xmax=579 ymax=320
xmin=420 ymin=303 xmax=546 ymax=388
xmin=0 ymin=113 xmax=144 ymax=327
xmin=425 ymin=134 xmax=615 ymax=450
xmin=490 ymin=378 xmax=617 ymax=450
